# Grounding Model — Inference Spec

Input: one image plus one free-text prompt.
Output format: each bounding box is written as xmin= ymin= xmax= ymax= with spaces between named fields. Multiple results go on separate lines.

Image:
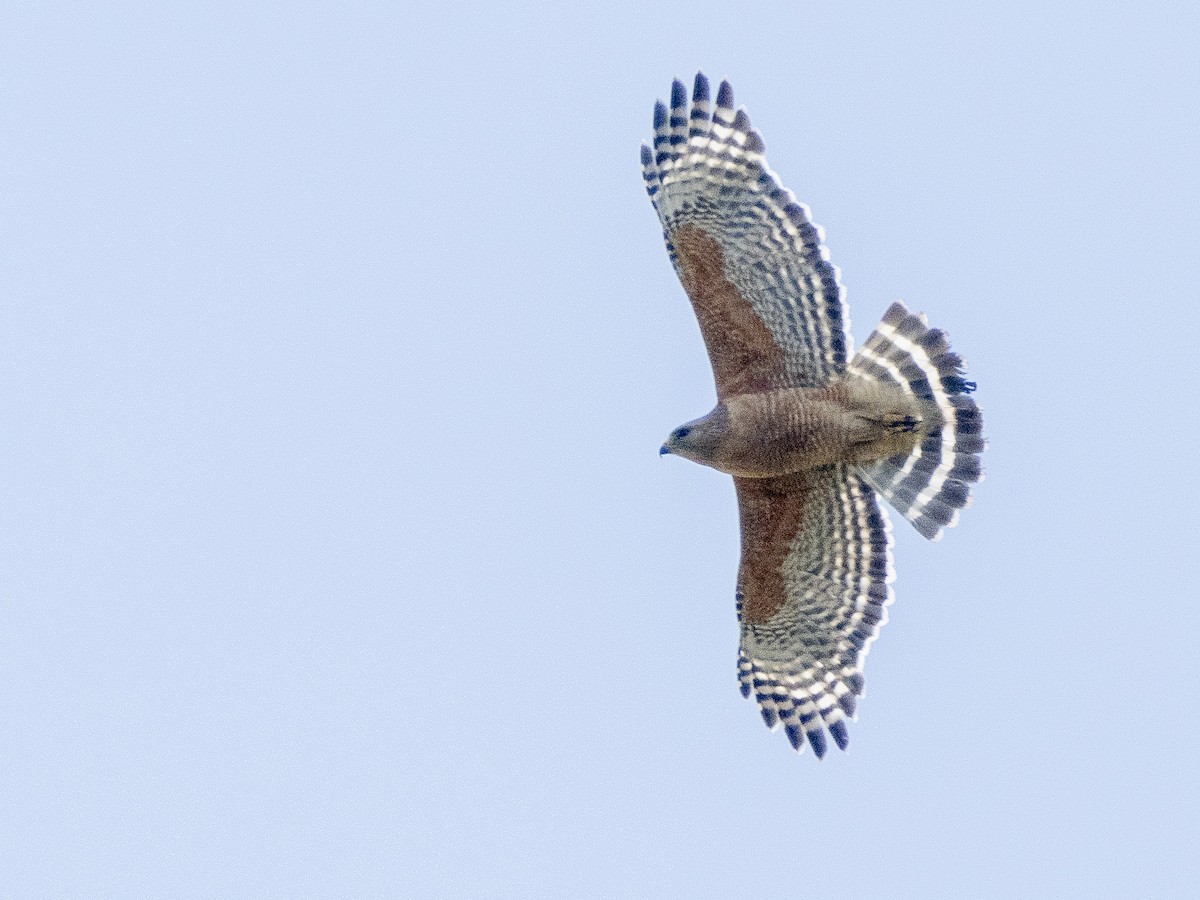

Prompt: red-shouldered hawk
xmin=643 ymin=74 xmax=985 ymax=757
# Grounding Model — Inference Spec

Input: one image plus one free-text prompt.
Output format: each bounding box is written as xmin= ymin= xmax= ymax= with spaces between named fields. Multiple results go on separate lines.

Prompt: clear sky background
xmin=4 ymin=2 xmax=1199 ymax=897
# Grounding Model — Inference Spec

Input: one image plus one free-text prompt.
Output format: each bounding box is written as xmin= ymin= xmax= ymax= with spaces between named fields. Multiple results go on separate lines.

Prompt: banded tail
xmin=849 ymin=302 xmax=984 ymax=540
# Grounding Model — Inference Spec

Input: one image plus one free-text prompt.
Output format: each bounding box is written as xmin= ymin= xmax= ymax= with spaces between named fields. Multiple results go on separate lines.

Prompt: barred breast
xmin=712 ymin=382 xmax=925 ymax=478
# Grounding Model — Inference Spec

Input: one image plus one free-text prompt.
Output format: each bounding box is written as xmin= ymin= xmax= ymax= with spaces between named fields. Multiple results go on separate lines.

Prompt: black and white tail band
xmin=849 ymin=301 xmax=985 ymax=541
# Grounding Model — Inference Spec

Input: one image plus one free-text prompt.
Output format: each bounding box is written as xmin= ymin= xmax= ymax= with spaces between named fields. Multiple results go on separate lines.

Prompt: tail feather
xmin=849 ymin=302 xmax=984 ymax=541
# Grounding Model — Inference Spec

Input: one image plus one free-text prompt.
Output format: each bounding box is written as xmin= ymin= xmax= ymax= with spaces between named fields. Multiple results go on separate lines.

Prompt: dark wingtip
xmin=653 ymin=100 xmax=668 ymax=129
xmin=882 ymin=301 xmax=908 ymax=323
xmin=785 ymin=724 xmax=805 ymax=751
xmin=716 ymin=80 xmax=734 ymax=110
xmin=640 ymin=144 xmax=652 ymax=165
xmin=807 ymin=728 xmax=828 ymax=759
xmin=829 ymin=720 xmax=850 ymax=751
xmin=670 ymin=78 xmax=687 ymax=109
xmin=692 ymin=72 xmax=710 ymax=103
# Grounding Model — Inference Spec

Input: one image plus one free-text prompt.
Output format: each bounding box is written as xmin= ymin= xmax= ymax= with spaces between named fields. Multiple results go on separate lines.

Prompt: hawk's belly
xmin=711 ymin=385 xmax=924 ymax=478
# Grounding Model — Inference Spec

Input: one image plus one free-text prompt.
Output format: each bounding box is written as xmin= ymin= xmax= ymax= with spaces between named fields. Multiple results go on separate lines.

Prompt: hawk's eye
xmin=676 ymin=427 xmax=691 ymax=439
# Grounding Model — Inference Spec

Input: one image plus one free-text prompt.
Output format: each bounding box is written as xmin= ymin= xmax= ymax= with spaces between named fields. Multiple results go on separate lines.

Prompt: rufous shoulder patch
xmin=672 ymin=225 xmax=788 ymax=399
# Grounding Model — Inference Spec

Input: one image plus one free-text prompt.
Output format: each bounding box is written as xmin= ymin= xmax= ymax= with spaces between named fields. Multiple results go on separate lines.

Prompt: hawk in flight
xmin=643 ymin=74 xmax=984 ymax=757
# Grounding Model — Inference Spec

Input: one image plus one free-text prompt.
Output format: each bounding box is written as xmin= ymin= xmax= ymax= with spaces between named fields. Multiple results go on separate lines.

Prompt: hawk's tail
xmin=848 ymin=302 xmax=984 ymax=541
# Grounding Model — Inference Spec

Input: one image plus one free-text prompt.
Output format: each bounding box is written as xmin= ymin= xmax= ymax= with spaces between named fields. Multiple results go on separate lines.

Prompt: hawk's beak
xmin=659 ymin=444 xmax=671 ymax=456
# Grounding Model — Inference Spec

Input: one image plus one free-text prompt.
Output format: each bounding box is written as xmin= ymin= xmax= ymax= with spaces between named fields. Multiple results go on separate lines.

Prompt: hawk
xmin=643 ymin=74 xmax=984 ymax=757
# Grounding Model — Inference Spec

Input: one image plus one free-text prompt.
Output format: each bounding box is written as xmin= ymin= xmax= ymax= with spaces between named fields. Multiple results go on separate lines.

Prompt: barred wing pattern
xmin=734 ymin=466 xmax=893 ymax=757
xmin=640 ymin=74 xmax=850 ymax=394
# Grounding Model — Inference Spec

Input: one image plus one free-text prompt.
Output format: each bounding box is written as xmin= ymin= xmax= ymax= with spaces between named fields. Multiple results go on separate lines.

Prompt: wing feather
xmin=735 ymin=466 xmax=893 ymax=756
xmin=642 ymin=74 xmax=851 ymax=395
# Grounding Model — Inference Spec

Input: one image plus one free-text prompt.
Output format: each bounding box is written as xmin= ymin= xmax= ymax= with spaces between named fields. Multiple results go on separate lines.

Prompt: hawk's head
xmin=660 ymin=404 xmax=729 ymax=468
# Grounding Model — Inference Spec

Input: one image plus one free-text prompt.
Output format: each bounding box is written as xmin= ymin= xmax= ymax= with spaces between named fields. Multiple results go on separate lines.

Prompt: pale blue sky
xmin=4 ymin=2 xmax=1199 ymax=897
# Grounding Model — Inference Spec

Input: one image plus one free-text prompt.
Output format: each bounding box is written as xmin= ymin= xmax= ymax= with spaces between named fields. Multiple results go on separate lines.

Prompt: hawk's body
xmin=668 ymin=382 xmax=925 ymax=478
xmin=644 ymin=75 xmax=984 ymax=757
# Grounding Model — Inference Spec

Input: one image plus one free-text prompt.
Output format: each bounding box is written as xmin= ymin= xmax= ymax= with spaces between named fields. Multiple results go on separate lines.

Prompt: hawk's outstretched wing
xmin=641 ymin=74 xmax=850 ymax=399
xmin=734 ymin=466 xmax=893 ymax=756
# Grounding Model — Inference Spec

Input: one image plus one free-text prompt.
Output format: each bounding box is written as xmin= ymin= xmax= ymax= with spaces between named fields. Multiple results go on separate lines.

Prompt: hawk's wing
xmin=642 ymin=74 xmax=850 ymax=398
xmin=734 ymin=466 xmax=893 ymax=756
